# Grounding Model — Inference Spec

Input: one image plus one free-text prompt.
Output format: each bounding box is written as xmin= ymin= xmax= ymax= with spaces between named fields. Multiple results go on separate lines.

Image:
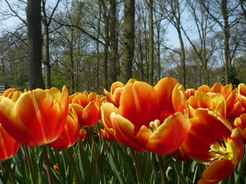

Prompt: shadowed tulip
xmin=182 ymin=109 xmax=244 ymax=184
xmin=101 ymin=77 xmax=191 ymax=155
xmin=48 ymin=104 xmax=80 ymax=150
xmin=54 ymin=163 xmax=60 ymax=173
xmin=0 ymin=124 xmax=21 ymax=161
xmin=234 ymin=114 xmax=246 ymax=144
xmin=0 ymin=86 xmax=69 ymax=147
xmin=79 ymin=129 xmax=87 ymax=141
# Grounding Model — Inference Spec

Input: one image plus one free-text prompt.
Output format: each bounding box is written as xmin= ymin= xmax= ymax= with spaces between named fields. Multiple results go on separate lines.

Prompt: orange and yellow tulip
xmin=101 ymin=77 xmax=191 ymax=155
xmin=48 ymin=104 xmax=80 ymax=150
xmin=187 ymin=83 xmax=245 ymax=121
xmin=182 ymin=109 xmax=244 ymax=184
xmin=79 ymin=129 xmax=87 ymax=141
xmin=54 ymin=163 xmax=60 ymax=173
xmin=0 ymin=124 xmax=21 ymax=161
xmin=104 ymin=79 xmax=136 ymax=107
xmin=70 ymin=91 xmax=103 ymax=127
xmin=0 ymin=86 xmax=69 ymax=147
xmin=2 ymin=88 xmax=23 ymax=102
xmin=234 ymin=113 xmax=246 ymax=144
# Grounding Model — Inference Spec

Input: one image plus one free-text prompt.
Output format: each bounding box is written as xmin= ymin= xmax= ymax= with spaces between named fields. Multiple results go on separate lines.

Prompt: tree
xmin=109 ymin=0 xmax=119 ymax=86
xmin=148 ymin=0 xmax=154 ymax=85
xmin=120 ymin=0 xmax=135 ymax=83
xmin=41 ymin=0 xmax=61 ymax=88
xmin=202 ymin=0 xmax=245 ymax=84
xmin=27 ymin=0 xmax=45 ymax=89
xmin=185 ymin=0 xmax=217 ymax=86
xmin=158 ymin=0 xmax=187 ymax=87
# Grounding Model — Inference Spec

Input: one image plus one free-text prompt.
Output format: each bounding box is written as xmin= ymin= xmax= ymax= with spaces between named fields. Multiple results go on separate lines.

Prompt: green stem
xmin=23 ymin=145 xmax=35 ymax=184
xmin=132 ymin=150 xmax=141 ymax=184
xmin=42 ymin=145 xmax=54 ymax=184
xmin=68 ymin=147 xmax=81 ymax=184
xmin=157 ymin=154 xmax=168 ymax=184
xmin=229 ymin=170 xmax=235 ymax=184
xmin=236 ymin=153 xmax=246 ymax=184
xmin=5 ymin=159 xmax=16 ymax=184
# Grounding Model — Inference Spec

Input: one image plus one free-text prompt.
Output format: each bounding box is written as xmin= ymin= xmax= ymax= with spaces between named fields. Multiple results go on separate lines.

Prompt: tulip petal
xmin=111 ymin=113 xmax=147 ymax=151
xmin=198 ymin=160 xmax=234 ymax=184
xmin=81 ymin=101 xmax=100 ymax=127
xmin=154 ymin=77 xmax=177 ymax=119
xmin=119 ymin=81 xmax=160 ymax=131
xmin=147 ymin=112 xmax=191 ymax=155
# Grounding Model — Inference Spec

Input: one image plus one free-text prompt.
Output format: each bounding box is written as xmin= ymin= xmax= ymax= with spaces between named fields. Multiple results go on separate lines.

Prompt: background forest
xmin=0 ymin=0 xmax=245 ymax=93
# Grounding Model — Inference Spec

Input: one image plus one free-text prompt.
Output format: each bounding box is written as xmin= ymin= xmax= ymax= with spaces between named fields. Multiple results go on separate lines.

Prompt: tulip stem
xmin=68 ymin=147 xmax=81 ymax=184
xmin=23 ymin=145 xmax=35 ymax=184
xmin=5 ymin=159 xmax=16 ymax=184
xmin=132 ymin=150 xmax=141 ymax=184
xmin=157 ymin=154 xmax=168 ymax=184
xmin=42 ymin=145 xmax=54 ymax=184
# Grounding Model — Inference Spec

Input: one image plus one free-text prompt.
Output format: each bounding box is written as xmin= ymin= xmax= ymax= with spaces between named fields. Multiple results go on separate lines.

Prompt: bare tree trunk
xmin=41 ymin=0 xmax=60 ymax=88
xmin=44 ymin=23 xmax=51 ymax=88
xmin=70 ymin=29 xmax=75 ymax=93
xmin=148 ymin=0 xmax=154 ymax=85
xmin=120 ymin=0 xmax=135 ymax=83
xmin=109 ymin=0 xmax=118 ymax=85
xmin=222 ymin=0 xmax=230 ymax=84
xmin=101 ymin=0 xmax=109 ymax=90
xmin=27 ymin=0 xmax=44 ymax=90
xmin=175 ymin=0 xmax=186 ymax=88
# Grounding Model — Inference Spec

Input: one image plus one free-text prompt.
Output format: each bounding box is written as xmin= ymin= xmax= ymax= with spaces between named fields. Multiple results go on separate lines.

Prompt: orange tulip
xmin=0 ymin=124 xmax=20 ymax=161
xmin=2 ymin=88 xmax=23 ymax=102
xmin=79 ymin=129 xmax=87 ymax=141
xmin=104 ymin=79 xmax=136 ymax=107
xmin=234 ymin=114 xmax=246 ymax=144
xmin=182 ymin=109 xmax=244 ymax=184
xmin=48 ymin=104 xmax=80 ymax=150
xmin=101 ymin=77 xmax=191 ymax=155
xmin=104 ymin=81 xmax=125 ymax=107
xmin=54 ymin=163 xmax=60 ymax=173
xmin=0 ymin=86 xmax=69 ymax=147
xmin=187 ymin=83 xmax=245 ymax=121
xmin=70 ymin=91 xmax=103 ymax=127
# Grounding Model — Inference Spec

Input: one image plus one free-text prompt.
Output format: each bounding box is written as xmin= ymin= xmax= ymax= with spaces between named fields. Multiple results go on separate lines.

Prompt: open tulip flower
xmin=187 ymin=83 xmax=245 ymax=121
xmin=48 ymin=104 xmax=80 ymax=150
xmin=182 ymin=109 xmax=244 ymax=184
xmin=0 ymin=86 xmax=69 ymax=147
xmin=0 ymin=124 xmax=21 ymax=161
xmin=101 ymin=77 xmax=191 ymax=155
xmin=70 ymin=91 xmax=104 ymax=127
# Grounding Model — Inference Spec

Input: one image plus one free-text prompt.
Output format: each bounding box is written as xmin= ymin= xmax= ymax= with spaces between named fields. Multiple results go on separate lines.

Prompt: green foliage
xmin=50 ymin=71 xmax=70 ymax=90
xmin=220 ymin=66 xmax=241 ymax=87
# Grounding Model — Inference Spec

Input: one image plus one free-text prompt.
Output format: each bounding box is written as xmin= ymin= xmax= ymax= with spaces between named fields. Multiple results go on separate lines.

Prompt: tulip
xmin=48 ymin=104 xmax=80 ymax=150
xmin=80 ymin=129 xmax=87 ymax=141
xmin=101 ymin=77 xmax=191 ymax=155
xmin=234 ymin=114 xmax=246 ymax=144
xmin=104 ymin=79 xmax=136 ymax=107
xmin=70 ymin=91 xmax=103 ymax=127
xmin=2 ymin=88 xmax=23 ymax=102
xmin=54 ymin=163 xmax=60 ymax=173
xmin=0 ymin=124 xmax=20 ymax=161
xmin=187 ymin=83 xmax=245 ymax=121
xmin=0 ymin=86 xmax=69 ymax=147
xmin=182 ymin=109 xmax=244 ymax=183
